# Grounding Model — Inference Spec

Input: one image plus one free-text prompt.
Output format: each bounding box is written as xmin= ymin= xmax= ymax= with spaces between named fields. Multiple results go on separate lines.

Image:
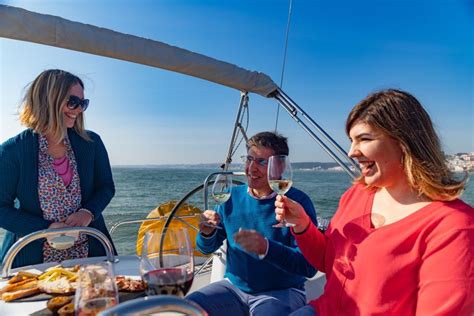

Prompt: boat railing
xmin=109 ymin=216 xmax=218 ymax=277
xmin=109 ymin=215 xmax=200 ymax=236
xmin=109 ymin=177 xmax=247 ymax=279
xmin=98 ymin=295 xmax=208 ymax=316
xmin=0 ymin=227 xmax=116 ymax=279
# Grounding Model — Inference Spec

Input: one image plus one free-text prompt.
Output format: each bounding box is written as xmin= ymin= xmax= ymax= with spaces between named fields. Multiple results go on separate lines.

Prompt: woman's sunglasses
xmin=67 ymin=95 xmax=89 ymax=111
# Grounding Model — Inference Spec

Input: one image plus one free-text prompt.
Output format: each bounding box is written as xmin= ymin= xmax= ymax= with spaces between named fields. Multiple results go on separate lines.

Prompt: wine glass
xmin=201 ymin=173 xmax=232 ymax=230
xmin=211 ymin=174 xmax=232 ymax=204
xmin=74 ymin=261 xmax=119 ymax=316
xmin=268 ymin=155 xmax=295 ymax=227
xmin=140 ymin=227 xmax=194 ymax=297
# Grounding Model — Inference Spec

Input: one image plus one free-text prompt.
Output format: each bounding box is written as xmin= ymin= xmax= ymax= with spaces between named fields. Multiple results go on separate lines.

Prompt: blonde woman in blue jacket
xmin=0 ymin=69 xmax=116 ymax=268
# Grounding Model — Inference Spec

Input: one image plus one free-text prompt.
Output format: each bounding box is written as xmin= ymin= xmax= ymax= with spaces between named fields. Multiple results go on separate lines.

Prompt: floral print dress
xmin=38 ymin=134 xmax=88 ymax=262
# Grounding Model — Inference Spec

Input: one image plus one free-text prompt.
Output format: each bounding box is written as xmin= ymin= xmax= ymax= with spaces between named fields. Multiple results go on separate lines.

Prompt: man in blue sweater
xmin=187 ymin=131 xmax=317 ymax=315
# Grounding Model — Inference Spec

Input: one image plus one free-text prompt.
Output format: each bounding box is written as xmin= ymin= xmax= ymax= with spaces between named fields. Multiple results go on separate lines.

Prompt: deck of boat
xmin=0 ymin=254 xmax=326 ymax=315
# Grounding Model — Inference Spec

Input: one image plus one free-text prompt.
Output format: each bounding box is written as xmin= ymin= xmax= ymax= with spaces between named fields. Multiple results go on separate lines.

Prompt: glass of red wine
xmin=139 ymin=227 xmax=194 ymax=297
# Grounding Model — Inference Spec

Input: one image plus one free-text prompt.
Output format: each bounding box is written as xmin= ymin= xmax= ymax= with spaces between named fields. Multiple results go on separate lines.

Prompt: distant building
xmin=446 ymin=152 xmax=474 ymax=172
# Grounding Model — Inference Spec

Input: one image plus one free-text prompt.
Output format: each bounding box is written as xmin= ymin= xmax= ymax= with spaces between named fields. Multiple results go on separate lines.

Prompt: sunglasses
xmin=67 ymin=95 xmax=89 ymax=111
xmin=241 ymin=155 xmax=269 ymax=167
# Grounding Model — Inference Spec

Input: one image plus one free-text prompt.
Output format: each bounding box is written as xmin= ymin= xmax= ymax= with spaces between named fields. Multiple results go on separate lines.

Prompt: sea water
xmin=0 ymin=168 xmax=472 ymax=256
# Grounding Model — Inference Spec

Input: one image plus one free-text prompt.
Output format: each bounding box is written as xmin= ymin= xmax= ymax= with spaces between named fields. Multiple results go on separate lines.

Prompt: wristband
xmin=293 ymin=217 xmax=311 ymax=235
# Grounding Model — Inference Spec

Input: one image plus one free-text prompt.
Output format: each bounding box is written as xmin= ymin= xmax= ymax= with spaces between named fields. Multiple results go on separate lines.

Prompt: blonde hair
xmin=19 ymin=69 xmax=90 ymax=142
xmin=346 ymin=89 xmax=466 ymax=201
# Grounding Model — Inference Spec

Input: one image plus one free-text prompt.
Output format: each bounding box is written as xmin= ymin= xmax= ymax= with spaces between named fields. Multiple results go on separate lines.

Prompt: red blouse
xmin=294 ymin=184 xmax=474 ymax=316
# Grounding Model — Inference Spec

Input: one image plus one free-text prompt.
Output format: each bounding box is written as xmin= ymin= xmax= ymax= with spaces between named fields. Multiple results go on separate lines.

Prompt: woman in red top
xmin=276 ymin=89 xmax=473 ymax=316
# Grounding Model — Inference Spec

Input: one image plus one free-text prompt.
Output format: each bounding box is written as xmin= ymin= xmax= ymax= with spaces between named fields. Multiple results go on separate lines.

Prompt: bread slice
xmin=1 ymin=287 xmax=41 ymax=302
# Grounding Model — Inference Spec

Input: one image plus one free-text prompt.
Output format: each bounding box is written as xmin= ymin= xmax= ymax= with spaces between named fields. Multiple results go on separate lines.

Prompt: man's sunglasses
xmin=241 ymin=155 xmax=269 ymax=167
xmin=67 ymin=95 xmax=89 ymax=111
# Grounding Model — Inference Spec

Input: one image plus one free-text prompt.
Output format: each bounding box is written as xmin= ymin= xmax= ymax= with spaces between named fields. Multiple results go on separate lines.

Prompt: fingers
xmin=200 ymin=211 xmax=220 ymax=225
xmin=199 ymin=210 xmax=220 ymax=234
xmin=48 ymin=222 xmax=68 ymax=229
xmin=274 ymin=196 xmax=287 ymax=222
xmin=274 ymin=194 xmax=288 ymax=209
xmin=64 ymin=215 xmax=78 ymax=226
xmin=64 ymin=212 xmax=91 ymax=227
xmin=233 ymin=230 xmax=266 ymax=255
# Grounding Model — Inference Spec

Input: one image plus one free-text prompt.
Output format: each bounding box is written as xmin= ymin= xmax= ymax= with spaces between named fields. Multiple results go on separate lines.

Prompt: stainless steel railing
xmin=98 ymin=295 xmax=208 ymax=316
xmin=1 ymin=227 xmax=116 ymax=279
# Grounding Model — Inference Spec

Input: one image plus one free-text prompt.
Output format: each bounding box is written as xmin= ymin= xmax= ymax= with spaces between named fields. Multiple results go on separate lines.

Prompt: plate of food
xmin=0 ymin=265 xmax=79 ymax=302
xmin=115 ymin=275 xmax=144 ymax=292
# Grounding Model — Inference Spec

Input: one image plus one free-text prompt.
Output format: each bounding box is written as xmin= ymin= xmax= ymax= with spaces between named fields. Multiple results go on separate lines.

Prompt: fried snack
xmin=57 ymin=302 xmax=75 ymax=316
xmin=47 ymin=296 xmax=72 ymax=313
xmin=7 ymin=271 xmax=39 ymax=284
xmin=0 ymin=279 xmax=38 ymax=295
xmin=39 ymin=267 xmax=78 ymax=282
xmin=1 ymin=287 xmax=41 ymax=302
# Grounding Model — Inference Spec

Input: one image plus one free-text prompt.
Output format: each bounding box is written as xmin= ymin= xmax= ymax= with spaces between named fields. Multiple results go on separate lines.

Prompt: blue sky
xmin=1 ymin=0 xmax=472 ymax=165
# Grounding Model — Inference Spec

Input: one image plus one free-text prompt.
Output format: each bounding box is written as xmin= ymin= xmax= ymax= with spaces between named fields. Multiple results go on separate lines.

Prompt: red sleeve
xmin=293 ymin=223 xmax=328 ymax=272
xmin=417 ymin=226 xmax=474 ymax=315
xmin=292 ymin=185 xmax=361 ymax=273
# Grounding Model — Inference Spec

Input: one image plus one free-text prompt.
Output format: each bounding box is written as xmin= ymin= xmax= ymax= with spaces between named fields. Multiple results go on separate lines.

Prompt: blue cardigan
xmin=196 ymin=184 xmax=318 ymax=293
xmin=0 ymin=129 xmax=116 ymax=268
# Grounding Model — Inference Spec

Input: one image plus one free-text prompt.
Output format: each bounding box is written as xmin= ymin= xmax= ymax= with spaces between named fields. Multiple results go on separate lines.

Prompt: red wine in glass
xmin=140 ymin=227 xmax=195 ymax=297
xmin=143 ymin=268 xmax=193 ymax=297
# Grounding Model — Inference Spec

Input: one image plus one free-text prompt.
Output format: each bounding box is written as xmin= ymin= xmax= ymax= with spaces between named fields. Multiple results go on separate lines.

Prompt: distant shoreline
xmin=111 ymin=162 xmax=474 ymax=173
xmin=112 ymin=162 xmax=346 ymax=170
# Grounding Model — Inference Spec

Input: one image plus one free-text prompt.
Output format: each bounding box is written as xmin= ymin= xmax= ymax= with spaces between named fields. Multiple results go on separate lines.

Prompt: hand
xmin=199 ymin=210 xmax=220 ymax=235
xmin=275 ymin=195 xmax=310 ymax=233
xmin=48 ymin=222 xmax=69 ymax=229
xmin=64 ymin=210 xmax=93 ymax=227
xmin=233 ymin=229 xmax=267 ymax=256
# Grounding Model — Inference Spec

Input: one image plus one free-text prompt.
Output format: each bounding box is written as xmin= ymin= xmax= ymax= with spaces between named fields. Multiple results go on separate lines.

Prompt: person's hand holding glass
xmin=199 ymin=174 xmax=231 ymax=233
xmin=139 ymin=227 xmax=194 ymax=297
xmin=268 ymin=155 xmax=295 ymax=227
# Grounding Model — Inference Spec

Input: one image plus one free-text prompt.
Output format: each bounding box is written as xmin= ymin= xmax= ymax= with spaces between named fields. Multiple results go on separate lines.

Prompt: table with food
xmin=0 ymin=256 xmax=145 ymax=316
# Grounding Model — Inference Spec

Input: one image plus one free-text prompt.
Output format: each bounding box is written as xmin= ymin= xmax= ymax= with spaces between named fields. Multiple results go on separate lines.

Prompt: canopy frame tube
xmin=273 ymin=88 xmax=360 ymax=179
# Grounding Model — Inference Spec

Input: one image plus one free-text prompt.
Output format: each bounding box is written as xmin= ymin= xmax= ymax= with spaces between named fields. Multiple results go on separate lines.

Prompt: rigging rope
xmin=274 ymin=0 xmax=293 ymax=132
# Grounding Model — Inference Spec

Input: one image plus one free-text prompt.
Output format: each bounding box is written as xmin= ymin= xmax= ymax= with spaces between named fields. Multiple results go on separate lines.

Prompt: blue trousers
xmin=186 ymin=279 xmax=307 ymax=316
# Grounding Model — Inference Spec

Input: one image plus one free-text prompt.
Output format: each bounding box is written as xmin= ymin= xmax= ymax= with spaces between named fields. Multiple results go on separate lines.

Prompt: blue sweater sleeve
xmin=81 ymin=133 xmax=115 ymax=219
xmin=264 ymin=192 xmax=318 ymax=278
xmin=196 ymin=229 xmax=227 ymax=255
xmin=0 ymin=137 xmax=52 ymax=235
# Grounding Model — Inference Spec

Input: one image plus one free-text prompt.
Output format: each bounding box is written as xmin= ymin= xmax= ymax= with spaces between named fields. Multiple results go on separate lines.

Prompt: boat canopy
xmin=0 ymin=4 xmax=359 ymax=178
xmin=0 ymin=5 xmax=278 ymax=97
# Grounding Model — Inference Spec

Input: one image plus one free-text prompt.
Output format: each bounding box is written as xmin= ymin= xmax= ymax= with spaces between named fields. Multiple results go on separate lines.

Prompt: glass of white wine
xmin=202 ymin=173 xmax=232 ymax=230
xmin=268 ymin=155 xmax=294 ymax=227
xmin=211 ymin=174 xmax=232 ymax=204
